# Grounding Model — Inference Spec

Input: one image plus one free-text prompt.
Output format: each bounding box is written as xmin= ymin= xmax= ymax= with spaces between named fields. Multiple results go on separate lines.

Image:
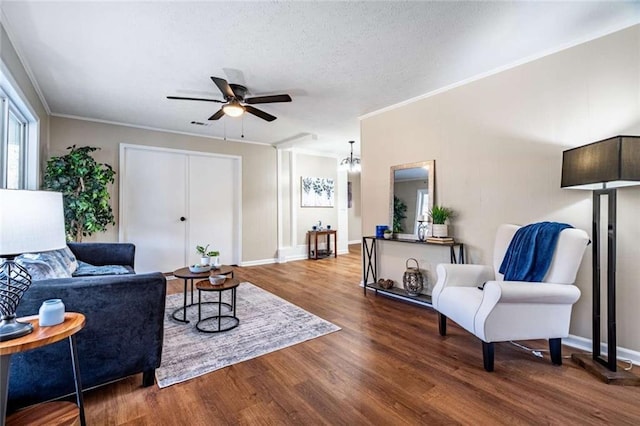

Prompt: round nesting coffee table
xmin=195 ymin=278 xmax=240 ymax=333
xmin=172 ymin=265 xmax=234 ymax=323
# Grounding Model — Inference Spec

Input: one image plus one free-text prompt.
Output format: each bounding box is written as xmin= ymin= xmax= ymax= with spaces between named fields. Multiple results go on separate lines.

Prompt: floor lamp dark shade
xmin=561 ymin=135 xmax=640 ymax=385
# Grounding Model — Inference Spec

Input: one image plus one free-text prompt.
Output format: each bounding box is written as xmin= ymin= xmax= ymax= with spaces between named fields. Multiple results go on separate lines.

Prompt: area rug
xmin=156 ymin=282 xmax=340 ymax=388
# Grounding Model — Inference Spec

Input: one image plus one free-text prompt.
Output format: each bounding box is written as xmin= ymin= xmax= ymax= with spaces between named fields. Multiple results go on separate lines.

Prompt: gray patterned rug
xmin=156 ymin=282 xmax=340 ymax=388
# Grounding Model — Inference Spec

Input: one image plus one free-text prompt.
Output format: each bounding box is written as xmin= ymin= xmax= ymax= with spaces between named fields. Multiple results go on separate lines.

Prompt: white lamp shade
xmin=0 ymin=190 xmax=66 ymax=256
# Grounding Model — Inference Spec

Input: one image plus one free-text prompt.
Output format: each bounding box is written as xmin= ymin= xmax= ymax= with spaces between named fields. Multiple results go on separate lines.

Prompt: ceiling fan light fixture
xmin=340 ymin=140 xmax=361 ymax=173
xmin=222 ymin=101 xmax=245 ymax=117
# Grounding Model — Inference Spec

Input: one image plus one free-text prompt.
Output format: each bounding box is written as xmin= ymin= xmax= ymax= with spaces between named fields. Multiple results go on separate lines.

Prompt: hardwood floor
xmin=82 ymin=245 xmax=640 ymax=425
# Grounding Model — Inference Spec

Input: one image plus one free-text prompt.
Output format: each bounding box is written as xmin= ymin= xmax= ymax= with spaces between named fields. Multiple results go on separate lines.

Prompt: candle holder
xmin=417 ymin=220 xmax=428 ymax=241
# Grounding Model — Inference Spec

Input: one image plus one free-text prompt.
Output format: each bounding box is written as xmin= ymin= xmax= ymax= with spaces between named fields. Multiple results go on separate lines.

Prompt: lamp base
xmin=572 ymin=353 xmax=640 ymax=386
xmin=0 ymin=314 xmax=34 ymax=342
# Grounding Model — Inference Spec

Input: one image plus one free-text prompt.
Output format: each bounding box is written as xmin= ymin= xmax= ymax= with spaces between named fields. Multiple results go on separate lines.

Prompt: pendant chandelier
xmin=340 ymin=140 xmax=361 ymax=173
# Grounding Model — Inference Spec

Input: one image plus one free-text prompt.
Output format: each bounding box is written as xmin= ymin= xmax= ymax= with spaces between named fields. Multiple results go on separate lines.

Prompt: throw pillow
xmin=15 ymin=254 xmax=66 ymax=280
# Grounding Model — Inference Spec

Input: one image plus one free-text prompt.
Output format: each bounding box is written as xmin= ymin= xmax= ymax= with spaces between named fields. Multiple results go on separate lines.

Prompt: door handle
xmin=180 ymin=217 xmax=186 ymax=222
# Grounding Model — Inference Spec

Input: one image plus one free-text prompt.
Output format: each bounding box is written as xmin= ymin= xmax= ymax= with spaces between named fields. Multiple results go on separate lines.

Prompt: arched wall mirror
xmin=389 ymin=160 xmax=435 ymax=239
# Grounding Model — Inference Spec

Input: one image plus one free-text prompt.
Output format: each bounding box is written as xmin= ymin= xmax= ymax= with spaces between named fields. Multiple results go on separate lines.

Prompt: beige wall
xmin=348 ymin=172 xmax=362 ymax=242
xmin=49 ymin=116 xmax=278 ymax=263
xmin=295 ymin=153 xmax=338 ymax=244
xmin=1 ymin=23 xmax=49 ymax=180
xmin=361 ymin=26 xmax=640 ymax=352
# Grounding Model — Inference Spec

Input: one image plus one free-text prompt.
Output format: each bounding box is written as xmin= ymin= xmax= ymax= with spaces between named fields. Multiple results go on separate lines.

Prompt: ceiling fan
xmin=167 ymin=76 xmax=292 ymax=122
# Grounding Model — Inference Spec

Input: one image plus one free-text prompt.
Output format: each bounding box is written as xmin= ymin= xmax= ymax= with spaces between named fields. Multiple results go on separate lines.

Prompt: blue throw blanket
xmin=499 ymin=222 xmax=573 ymax=282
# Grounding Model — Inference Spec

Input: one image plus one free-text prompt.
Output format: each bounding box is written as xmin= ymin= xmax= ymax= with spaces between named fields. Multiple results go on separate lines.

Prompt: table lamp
xmin=0 ymin=190 xmax=66 ymax=341
xmin=561 ymin=135 xmax=640 ymax=385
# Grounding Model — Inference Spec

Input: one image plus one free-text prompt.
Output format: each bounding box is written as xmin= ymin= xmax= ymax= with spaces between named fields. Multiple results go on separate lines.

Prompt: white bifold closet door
xmin=120 ymin=144 xmax=241 ymax=273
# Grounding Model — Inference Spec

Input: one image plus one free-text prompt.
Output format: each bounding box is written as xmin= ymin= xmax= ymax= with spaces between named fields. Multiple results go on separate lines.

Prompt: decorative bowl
xmin=209 ymin=274 xmax=227 ymax=285
xmin=189 ymin=264 xmax=211 ymax=273
xmin=378 ymin=278 xmax=394 ymax=289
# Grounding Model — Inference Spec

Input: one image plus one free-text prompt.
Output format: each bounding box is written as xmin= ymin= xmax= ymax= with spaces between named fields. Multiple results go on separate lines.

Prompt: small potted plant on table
xmin=428 ymin=205 xmax=454 ymax=237
xmin=196 ymin=244 xmax=213 ymax=265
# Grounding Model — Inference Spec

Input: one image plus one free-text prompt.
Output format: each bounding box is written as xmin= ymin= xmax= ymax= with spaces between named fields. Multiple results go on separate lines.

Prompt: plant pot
xmin=200 ymin=256 xmax=210 ymax=266
xmin=383 ymin=232 xmax=392 ymax=240
xmin=431 ymin=224 xmax=448 ymax=238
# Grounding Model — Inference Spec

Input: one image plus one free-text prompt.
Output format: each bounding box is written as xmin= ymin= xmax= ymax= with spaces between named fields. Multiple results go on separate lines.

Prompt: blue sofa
xmin=7 ymin=242 xmax=166 ymax=411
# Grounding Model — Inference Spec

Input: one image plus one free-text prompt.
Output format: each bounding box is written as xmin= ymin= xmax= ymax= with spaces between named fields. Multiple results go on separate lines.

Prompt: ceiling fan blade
xmin=245 ymin=94 xmax=292 ymax=104
xmin=167 ymin=96 xmax=224 ymax=103
xmin=245 ymin=105 xmax=277 ymax=122
xmin=211 ymin=76 xmax=236 ymax=99
xmin=208 ymin=109 xmax=225 ymax=120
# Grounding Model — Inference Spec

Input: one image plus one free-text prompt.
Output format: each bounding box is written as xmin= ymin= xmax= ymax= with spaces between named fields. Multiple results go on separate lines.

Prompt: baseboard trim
xmin=564 ymin=334 xmax=640 ymax=366
xmin=348 ymin=239 xmax=362 ymax=245
xmin=238 ymin=258 xmax=277 ymax=267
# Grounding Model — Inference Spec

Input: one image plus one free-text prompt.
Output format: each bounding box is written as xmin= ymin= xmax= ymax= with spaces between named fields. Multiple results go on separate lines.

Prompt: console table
xmin=362 ymin=236 xmax=465 ymax=305
xmin=307 ymin=230 xmax=337 ymax=260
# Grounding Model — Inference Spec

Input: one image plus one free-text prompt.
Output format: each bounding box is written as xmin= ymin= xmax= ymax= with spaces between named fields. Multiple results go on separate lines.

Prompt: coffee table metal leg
xmin=232 ymin=287 xmax=237 ymax=317
xmin=171 ymin=279 xmax=191 ymax=323
xmin=218 ymin=292 xmax=222 ymax=331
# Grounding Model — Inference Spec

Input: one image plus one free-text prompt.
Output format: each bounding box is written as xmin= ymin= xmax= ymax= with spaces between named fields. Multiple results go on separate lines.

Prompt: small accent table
xmin=0 ymin=313 xmax=86 ymax=426
xmin=172 ymin=265 xmax=234 ymax=323
xmin=307 ymin=230 xmax=338 ymax=260
xmin=195 ymin=278 xmax=240 ymax=333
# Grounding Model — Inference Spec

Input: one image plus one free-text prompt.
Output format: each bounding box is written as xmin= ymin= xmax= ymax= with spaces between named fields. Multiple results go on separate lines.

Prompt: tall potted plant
xmin=43 ymin=145 xmax=115 ymax=242
xmin=428 ymin=205 xmax=454 ymax=237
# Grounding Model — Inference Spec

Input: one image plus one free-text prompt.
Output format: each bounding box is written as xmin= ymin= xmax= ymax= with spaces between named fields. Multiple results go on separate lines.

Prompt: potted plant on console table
xmin=428 ymin=205 xmax=454 ymax=238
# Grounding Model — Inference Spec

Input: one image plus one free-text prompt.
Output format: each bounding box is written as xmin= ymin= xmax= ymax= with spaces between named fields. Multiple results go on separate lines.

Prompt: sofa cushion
xmin=72 ymin=261 xmax=134 ymax=277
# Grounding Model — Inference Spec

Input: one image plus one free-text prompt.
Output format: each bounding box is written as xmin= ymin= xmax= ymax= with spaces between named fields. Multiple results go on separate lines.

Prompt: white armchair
xmin=432 ymin=224 xmax=589 ymax=371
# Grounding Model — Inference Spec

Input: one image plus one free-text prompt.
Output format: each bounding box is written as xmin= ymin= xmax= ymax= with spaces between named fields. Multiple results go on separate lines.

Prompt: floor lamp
xmin=0 ymin=190 xmax=66 ymax=341
xmin=561 ymin=135 xmax=640 ymax=385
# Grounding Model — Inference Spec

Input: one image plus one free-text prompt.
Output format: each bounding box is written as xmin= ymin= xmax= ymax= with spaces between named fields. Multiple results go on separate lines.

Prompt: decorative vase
xmin=402 ymin=258 xmax=424 ymax=296
xmin=211 ymin=256 xmax=221 ymax=268
xmin=39 ymin=299 xmax=65 ymax=327
xmin=431 ymin=224 xmax=448 ymax=238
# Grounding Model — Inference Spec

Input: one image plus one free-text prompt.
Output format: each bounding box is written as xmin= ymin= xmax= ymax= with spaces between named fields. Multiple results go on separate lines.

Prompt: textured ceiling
xmin=2 ymin=1 xmax=639 ymax=157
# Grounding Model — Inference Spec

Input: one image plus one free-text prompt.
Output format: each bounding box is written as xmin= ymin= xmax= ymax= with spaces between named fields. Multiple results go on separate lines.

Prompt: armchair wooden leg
xmin=549 ymin=338 xmax=562 ymax=365
xmin=438 ymin=313 xmax=447 ymax=336
xmin=482 ymin=342 xmax=495 ymax=372
xmin=142 ymin=369 xmax=155 ymax=387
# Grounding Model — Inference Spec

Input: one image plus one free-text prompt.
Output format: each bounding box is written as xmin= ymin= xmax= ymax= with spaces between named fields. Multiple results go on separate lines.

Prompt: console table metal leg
xmin=69 ymin=335 xmax=86 ymax=426
xmin=362 ymin=237 xmax=377 ymax=295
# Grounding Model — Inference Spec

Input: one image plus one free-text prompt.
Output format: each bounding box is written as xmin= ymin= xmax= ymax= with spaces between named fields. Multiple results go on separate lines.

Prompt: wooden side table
xmin=0 ymin=313 xmax=86 ymax=426
xmin=195 ymin=278 xmax=240 ymax=333
xmin=307 ymin=230 xmax=338 ymax=260
xmin=172 ymin=265 xmax=234 ymax=323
